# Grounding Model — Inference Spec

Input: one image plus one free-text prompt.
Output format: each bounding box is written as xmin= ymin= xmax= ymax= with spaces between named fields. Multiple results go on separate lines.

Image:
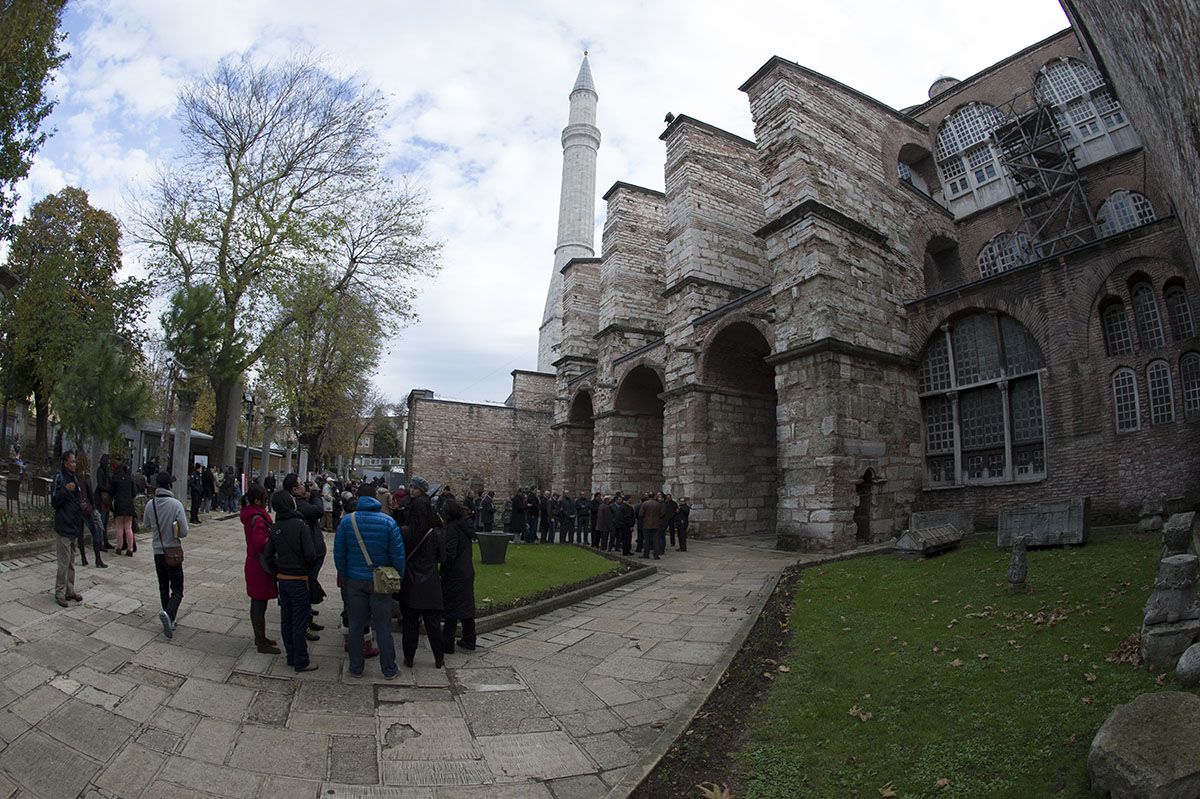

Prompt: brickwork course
xmin=409 ymin=24 xmax=1200 ymax=554
xmin=0 ymin=514 xmax=816 ymax=798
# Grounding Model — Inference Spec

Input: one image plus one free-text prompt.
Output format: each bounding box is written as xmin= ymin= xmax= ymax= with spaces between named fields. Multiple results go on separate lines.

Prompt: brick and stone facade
xmin=412 ymin=27 xmax=1200 ymax=553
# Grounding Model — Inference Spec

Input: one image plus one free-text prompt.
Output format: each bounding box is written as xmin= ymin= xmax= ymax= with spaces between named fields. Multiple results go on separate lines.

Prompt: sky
xmin=15 ymin=0 xmax=1072 ymax=408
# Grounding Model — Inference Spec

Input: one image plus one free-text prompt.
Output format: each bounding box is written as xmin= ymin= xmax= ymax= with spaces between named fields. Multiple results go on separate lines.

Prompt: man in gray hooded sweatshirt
xmin=143 ymin=471 xmax=189 ymax=638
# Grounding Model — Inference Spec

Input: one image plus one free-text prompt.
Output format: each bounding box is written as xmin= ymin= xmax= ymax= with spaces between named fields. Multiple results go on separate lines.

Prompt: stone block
xmin=1088 ymin=691 xmax=1200 ymax=799
xmin=1176 ymin=643 xmax=1200 ymax=688
xmin=997 ymin=497 xmax=1089 ymax=547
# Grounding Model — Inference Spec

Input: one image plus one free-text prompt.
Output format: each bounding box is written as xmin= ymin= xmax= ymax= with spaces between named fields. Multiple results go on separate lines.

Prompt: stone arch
xmin=601 ymin=364 xmax=665 ymax=495
xmin=693 ymin=320 xmax=778 ymax=538
xmin=922 ymin=234 xmax=964 ymax=295
xmin=562 ymin=389 xmax=595 ymax=497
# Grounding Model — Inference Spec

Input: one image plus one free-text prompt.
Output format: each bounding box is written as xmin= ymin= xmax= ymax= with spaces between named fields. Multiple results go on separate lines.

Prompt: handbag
xmin=151 ymin=499 xmax=184 ymax=567
xmin=350 ymin=512 xmax=402 ymax=594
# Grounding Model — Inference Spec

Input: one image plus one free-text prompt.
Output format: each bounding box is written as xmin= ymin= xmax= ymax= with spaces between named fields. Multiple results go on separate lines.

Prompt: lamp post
xmin=260 ymin=415 xmax=275 ymax=480
xmin=241 ymin=392 xmax=256 ymax=479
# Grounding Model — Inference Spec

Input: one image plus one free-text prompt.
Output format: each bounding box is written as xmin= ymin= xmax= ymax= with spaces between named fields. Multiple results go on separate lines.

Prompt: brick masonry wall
xmin=1060 ymin=1 xmax=1200 ymax=272
xmin=511 ymin=371 xmax=555 ymax=414
xmin=598 ymin=185 xmax=667 ymax=335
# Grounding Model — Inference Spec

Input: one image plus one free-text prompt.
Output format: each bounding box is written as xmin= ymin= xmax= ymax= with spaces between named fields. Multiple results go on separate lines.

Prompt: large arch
xmin=602 ymin=364 xmax=665 ymax=495
xmin=695 ymin=321 xmax=778 ymax=537
xmin=562 ymin=389 xmax=595 ymax=497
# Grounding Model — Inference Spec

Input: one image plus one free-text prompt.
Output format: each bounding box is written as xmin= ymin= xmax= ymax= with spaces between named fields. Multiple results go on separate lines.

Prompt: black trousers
xmin=153 ymin=554 xmax=184 ymax=621
xmin=189 ymin=491 xmax=201 ymax=522
xmin=443 ymin=617 xmax=476 ymax=650
xmin=677 ymin=521 xmax=688 ymax=551
xmin=401 ymin=606 xmax=443 ymax=663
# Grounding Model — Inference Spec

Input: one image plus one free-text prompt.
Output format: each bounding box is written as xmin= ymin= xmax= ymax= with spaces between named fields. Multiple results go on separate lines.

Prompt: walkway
xmin=0 ymin=514 xmax=803 ymax=798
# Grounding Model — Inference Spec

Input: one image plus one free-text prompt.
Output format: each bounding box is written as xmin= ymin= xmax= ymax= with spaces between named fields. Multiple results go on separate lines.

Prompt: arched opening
xmin=612 ymin=366 xmax=665 ymax=494
xmin=855 ymin=468 xmax=875 ymax=544
xmin=699 ymin=322 xmax=777 ymax=538
xmin=564 ymin=390 xmax=595 ymax=496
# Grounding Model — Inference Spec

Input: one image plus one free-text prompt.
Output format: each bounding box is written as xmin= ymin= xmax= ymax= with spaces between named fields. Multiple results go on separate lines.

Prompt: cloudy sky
xmin=17 ymin=0 xmax=1070 ymax=407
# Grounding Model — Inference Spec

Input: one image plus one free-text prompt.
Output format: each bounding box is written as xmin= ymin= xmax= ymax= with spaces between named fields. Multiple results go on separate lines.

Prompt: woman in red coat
xmin=240 ymin=482 xmax=279 ymax=654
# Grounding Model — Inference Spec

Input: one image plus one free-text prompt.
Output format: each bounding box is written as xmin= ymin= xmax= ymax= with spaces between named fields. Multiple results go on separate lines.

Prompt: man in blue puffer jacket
xmin=334 ymin=484 xmax=405 ymax=679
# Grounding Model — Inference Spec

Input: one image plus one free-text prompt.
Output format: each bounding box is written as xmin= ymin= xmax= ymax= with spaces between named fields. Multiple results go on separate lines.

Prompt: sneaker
xmin=306 ymin=627 xmax=321 ymax=641
xmin=308 ymin=620 xmax=324 ymax=631
xmin=159 ymin=610 xmax=173 ymax=639
xmin=457 ymin=639 xmax=478 ymax=651
xmin=296 ymin=663 xmax=318 ymax=672
xmin=383 ymin=670 xmax=399 ymax=680
xmin=362 ymin=641 xmax=379 ymax=658
xmin=348 ymin=669 xmax=363 ymax=678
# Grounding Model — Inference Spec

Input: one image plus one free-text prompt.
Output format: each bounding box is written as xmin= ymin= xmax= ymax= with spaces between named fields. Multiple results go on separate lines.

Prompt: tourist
xmin=187 ymin=463 xmax=203 ymax=524
xmin=663 ymin=493 xmax=678 ymax=547
xmin=615 ymin=494 xmax=636 ymax=556
xmin=95 ymin=453 xmax=114 ymax=550
xmin=51 ymin=451 xmax=85 ymax=607
xmin=110 ymin=456 xmax=137 ymax=556
xmin=441 ymin=498 xmax=478 ymax=653
xmin=524 ymin=487 xmax=539 ymax=543
xmin=201 ymin=465 xmax=216 ymax=513
xmin=240 ymin=482 xmax=279 ymax=654
xmin=676 ymin=497 xmax=691 ymax=551
xmin=559 ymin=491 xmax=575 ymax=543
xmin=594 ymin=493 xmax=613 ymax=550
xmin=480 ymin=490 xmax=495 ymax=532
xmin=639 ymin=492 xmax=664 ymax=560
xmin=285 ymin=473 xmax=326 ymax=640
xmin=143 ymin=471 xmax=189 ymax=638
xmin=75 ymin=451 xmax=106 ymax=568
xmin=589 ymin=492 xmax=601 ymax=545
xmin=220 ymin=466 xmax=237 ymax=512
xmin=400 ymin=476 xmax=446 ymax=668
xmin=509 ymin=489 xmax=525 ymax=543
xmin=265 ymin=489 xmax=319 ymax=672
xmin=334 ymin=483 xmax=404 ymax=679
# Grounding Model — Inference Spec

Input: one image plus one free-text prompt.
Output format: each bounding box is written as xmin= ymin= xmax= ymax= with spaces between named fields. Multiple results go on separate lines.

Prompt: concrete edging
xmin=0 ymin=538 xmax=56 ymax=562
xmin=476 ymin=561 xmax=657 ymax=634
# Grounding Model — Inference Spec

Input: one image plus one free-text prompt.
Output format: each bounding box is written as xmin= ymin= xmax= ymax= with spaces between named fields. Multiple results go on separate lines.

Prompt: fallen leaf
xmin=1156 ymin=673 xmax=1167 ymax=686
xmin=977 ymin=653 xmax=989 ymax=660
xmin=848 ymin=705 xmax=872 ymax=722
xmin=1082 ymin=697 xmax=1094 ymax=705
xmin=1101 ymin=625 xmax=1111 ymax=632
xmin=936 ymin=777 xmax=951 ymax=788
xmin=1063 ymin=655 xmax=1070 ymax=662
xmin=778 ymin=665 xmax=790 ymax=673
xmin=696 ymin=782 xmax=736 ymax=799
xmin=650 ymin=721 xmax=667 ymax=728
xmin=950 ymin=658 xmax=964 ymax=667
xmin=1084 ymin=673 xmax=1097 ymax=683
xmin=879 ymin=782 xmax=898 ymax=797
xmin=762 ymin=672 xmax=775 ymax=680
xmin=845 ymin=755 xmax=858 ymax=764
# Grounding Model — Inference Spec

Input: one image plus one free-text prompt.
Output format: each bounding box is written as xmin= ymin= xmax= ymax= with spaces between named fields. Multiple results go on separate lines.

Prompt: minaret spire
xmin=538 ymin=52 xmax=600 ymax=372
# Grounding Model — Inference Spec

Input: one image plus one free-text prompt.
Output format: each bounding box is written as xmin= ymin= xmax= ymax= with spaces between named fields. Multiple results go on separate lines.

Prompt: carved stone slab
xmin=997 ymin=496 xmax=1089 ymax=548
xmin=893 ymin=524 xmax=962 ymax=558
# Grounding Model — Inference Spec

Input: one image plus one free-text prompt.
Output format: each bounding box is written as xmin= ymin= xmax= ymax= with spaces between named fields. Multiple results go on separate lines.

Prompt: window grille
xmin=1000 ymin=317 xmax=1046 ymax=374
xmin=1010 ymin=376 xmax=1044 ymax=443
xmin=924 ymin=395 xmax=955 ymax=453
xmin=935 ymin=104 xmax=1007 ymax=203
xmin=1132 ymin=283 xmax=1166 ymax=349
xmin=978 ymin=233 xmax=1037 ymax=278
xmin=1165 ymin=287 xmax=1195 ymax=341
xmin=1102 ymin=304 xmax=1134 ymax=356
xmin=918 ymin=334 xmax=952 ymax=394
xmin=1098 ymin=190 xmax=1156 ymax=236
xmin=897 ymin=162 xmax=913 ymax=184
xmin=1181 ymin=353 xmax=1200 ymax=419
xmin=1112 ymin=368 xmax=1139 ymax=432
xmin=1147 ymin=360 xmax=1175 ymax=424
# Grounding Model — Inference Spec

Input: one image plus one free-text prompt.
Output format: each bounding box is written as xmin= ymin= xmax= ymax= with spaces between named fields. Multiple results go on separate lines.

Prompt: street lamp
xmin=241 ymin=392 xmax=256 ymax=479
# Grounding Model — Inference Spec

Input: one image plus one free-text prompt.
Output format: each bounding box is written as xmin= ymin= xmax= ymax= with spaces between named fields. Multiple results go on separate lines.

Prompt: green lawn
xmin=737 ymin=532 xmax=1197 ymax=799
xmin=472 ymin=541 xmax=621 ymax=613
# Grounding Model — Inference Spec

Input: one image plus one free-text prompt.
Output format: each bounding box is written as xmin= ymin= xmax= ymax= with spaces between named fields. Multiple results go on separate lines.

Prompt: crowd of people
xmin=52 ymin=451 xmax=694 ymax=679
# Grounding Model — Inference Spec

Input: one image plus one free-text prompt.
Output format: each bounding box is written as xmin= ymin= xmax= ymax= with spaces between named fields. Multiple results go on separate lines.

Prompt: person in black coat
xmin=285 ymin=473 xmax=326 ymax=637
xmin=663 ymin=494 xmax=678 ymax=546
xmin=110 ymin=459 xmax=138 ymax=555
xmin=264 ymin=490 xmax=320 ymax=672
xmin=401 ymin=476 xmax=446 ymax=667
xmin=676 ymin=498 xmax=691 ymax=552
xmin=440 ymin=499 xmax=478 ymax=653
xmin=509 ymin=489 xmax=525 ymax=543
xmin=615 ymin=495 xmax=636 ymax=556
xmin=479 ymin=491 xmax=496 ymax=532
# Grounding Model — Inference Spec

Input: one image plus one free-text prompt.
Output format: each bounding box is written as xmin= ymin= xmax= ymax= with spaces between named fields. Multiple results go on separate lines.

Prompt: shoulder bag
xmin=151 ymin=499 xmax=184 ymax=567
xmin=350 ymin=512 xmax=402 ymax=594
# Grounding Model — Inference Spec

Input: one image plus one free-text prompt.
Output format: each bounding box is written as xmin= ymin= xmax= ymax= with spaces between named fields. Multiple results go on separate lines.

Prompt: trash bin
xmin=476 ymin=532 xmax=510 ymax=565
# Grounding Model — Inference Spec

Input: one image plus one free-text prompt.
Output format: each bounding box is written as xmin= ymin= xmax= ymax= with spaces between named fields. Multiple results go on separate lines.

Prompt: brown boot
xmin=252 ymin=617 xmax=280 ymax=654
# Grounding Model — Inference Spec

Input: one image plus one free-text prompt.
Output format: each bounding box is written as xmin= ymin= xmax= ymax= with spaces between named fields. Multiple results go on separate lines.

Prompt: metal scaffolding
xmin=990 ymin=91 xmax=1100 ymax=258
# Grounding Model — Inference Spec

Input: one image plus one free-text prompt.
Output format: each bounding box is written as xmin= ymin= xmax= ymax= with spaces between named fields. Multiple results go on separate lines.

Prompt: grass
xmin=472 ymin=541 xmax=622 ymax=614
xmin=734 ymin=531 xmax=1198 ymax=799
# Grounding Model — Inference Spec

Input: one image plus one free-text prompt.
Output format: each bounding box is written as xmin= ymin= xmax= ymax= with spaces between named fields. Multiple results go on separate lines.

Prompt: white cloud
xmin=19 ymin=0 xmax=1070 ymax=406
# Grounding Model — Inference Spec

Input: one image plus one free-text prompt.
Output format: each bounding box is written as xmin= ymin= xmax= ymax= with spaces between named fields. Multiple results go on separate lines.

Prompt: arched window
xmin=977 ymin=232 xmax=1039 ymax=278
xmin=1098 ymin=190 xmax=1156 ymax=236
xmin=1101 ymin=302 xmax=1134 ymax=356
xmin=1035 ymin=58 xmax=1133 ymax=165
xmin=1146 ymin=360 xmax=1175 ymax=424
xmin=935 ymin=103 xmax=1009 ymax=203
xmin=1165 ymin=285 xmax=1196 ymax=341
xmin=1112 ymin=368 xmax=1140 ymax=432
xmin=1181 ymin=353 xmax=1200 ymax=419
xmin=1131 ymin=282 xmax=1166 ymax=349
xmin=919 ymin=313 xmax=1046 ymax=486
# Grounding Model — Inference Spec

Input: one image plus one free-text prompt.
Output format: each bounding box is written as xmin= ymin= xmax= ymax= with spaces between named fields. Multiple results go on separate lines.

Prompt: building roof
xmin=572 ymin=53 xmax=596 ymax=96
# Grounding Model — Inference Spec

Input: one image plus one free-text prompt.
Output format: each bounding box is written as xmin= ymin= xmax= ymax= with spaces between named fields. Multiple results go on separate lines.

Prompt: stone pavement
xmin=0 ymin=514 xmax=804 ymax=798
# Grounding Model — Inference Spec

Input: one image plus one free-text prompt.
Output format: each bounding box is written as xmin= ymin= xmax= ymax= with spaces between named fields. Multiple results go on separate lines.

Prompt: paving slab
xmin=227 ymin=724 xmax=330 ymax=779
xmin=478 ymin=730 xmax=595 ymax=779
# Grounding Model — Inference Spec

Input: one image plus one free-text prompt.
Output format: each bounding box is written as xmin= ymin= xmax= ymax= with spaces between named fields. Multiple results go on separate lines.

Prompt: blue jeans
xmin=277 ymin=578 xmax=311 ymax=670
xmin=345 ymin=578 xmax=397 ymax=677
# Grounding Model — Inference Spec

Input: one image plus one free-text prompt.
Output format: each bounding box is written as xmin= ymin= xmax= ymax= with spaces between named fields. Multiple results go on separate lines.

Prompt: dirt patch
xmin=630 ymin=564 xmax=804 ymax=799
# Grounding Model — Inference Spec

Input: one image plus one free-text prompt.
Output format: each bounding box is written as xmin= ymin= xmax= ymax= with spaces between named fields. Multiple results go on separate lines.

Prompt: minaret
xmin=538 ymin=52 xmax=600 ymax=372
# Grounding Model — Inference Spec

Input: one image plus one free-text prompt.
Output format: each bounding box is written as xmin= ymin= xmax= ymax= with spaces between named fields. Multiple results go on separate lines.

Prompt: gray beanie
xmin=409 ymin=476 xmax=430 ymax=495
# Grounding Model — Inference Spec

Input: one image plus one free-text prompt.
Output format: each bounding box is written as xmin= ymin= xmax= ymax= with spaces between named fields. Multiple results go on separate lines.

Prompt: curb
xmin=602 ymin=540 xmax=894 ymax=799
xmin=0 ymin=538 xmax=56 ymax=562
xmin=476 ymin=560 xmax=657 ymax=634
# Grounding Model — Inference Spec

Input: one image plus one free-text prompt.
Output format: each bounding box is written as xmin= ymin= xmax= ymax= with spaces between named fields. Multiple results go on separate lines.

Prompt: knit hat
xmin=409 ymin=476 xmax=429 ymax=495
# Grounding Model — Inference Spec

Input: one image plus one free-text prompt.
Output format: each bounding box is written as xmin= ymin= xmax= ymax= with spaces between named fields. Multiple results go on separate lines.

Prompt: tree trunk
xmin=261 ymin=419 xmax=276 ymax=478
xmin=210 ymin=374 xmax=243 ymax=472
xmin=32 ymin=390 xmax=48 ymax=469
xmin=172 ymin=392 xmax=198 ymax=502
xmin=300 ymin=430 xmax=322 ymax=476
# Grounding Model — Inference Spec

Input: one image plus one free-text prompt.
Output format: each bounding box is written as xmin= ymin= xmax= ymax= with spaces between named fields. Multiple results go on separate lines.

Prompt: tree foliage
xmin=0 ymin=187 xmax=148 ymax=461
xmin=0 ymin=0 xmax=68 ymax=242
xmin=53 ymin=334 xmax=151 ymax=450
xmin=133 ymin=55 xmax=441 ymax=469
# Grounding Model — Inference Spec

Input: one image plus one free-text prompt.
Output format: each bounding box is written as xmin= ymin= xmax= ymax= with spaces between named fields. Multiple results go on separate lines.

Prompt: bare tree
xmin=132 ymin=55 xmax=440 ymax=471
